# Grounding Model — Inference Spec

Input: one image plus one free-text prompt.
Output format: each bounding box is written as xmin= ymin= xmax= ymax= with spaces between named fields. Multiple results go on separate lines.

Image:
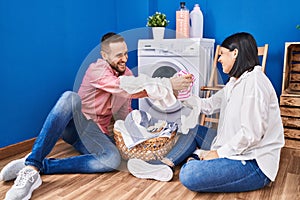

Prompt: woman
xmin=179 ymin=32 xmax=285 ymax=192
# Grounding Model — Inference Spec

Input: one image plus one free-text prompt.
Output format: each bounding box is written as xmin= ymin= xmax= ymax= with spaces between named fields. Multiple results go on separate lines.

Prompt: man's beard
xmin=108 ymin=62 xmax=125 ymax=76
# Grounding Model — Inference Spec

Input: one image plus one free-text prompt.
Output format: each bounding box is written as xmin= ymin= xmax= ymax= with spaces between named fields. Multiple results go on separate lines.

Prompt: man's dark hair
xmin=101 ymin=32 xmax=118 ymax=42
xmin=101 ymin=32 xmax=125 ymax=53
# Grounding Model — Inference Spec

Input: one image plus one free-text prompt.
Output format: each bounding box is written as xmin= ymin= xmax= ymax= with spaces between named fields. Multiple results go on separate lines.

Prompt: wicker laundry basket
xmin=113 ymin=129 xmax=177 ymax=161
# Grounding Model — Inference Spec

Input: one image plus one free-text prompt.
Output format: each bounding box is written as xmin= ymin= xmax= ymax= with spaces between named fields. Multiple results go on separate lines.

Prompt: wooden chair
xmin=199 ymin=44 xmax=269 ymax=127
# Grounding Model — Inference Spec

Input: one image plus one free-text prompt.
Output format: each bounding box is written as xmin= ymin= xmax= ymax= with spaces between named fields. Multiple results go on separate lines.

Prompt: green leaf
xmin=147 ymin=11 xmax=169 ymax=27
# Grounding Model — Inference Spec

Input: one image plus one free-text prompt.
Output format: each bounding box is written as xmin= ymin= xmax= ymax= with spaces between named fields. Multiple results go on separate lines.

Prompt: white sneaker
xmin=0 ymin=153 xmax=30 ymax=181
xmin=4 ymin=167 xmax=42 ymax=200
xmin=127 ymin=159 xmax=173 ymax=182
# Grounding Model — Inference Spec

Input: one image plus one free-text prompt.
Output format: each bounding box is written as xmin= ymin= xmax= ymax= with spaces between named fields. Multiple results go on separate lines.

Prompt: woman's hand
xmin=170 ymin=74 xmax=193 ymax=91
xmin=201 ymin=150 xmax=219 ymax=160
xmin=187 ymin=150 xmax=219 ymax=162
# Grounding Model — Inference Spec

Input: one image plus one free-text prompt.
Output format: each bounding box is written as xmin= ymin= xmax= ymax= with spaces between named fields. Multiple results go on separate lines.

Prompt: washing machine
xmin=138 ymin=38 xmax=215 ymax=128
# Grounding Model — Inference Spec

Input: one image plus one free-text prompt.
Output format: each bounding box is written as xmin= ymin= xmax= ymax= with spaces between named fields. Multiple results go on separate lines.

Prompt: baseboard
xmin=0 ymin=138 xmax=36 ymax=160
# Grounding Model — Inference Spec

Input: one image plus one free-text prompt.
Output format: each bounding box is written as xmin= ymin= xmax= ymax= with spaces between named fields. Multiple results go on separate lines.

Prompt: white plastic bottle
xmin=176 ymin=2 xmax=189 ymax=38
xmin=190 ymin=4 xmax=203 ymax=38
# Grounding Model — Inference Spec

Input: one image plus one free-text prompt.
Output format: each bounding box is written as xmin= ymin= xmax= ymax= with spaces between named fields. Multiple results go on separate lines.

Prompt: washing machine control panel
xmin=138 ymin=38 xmax=204 ymax=57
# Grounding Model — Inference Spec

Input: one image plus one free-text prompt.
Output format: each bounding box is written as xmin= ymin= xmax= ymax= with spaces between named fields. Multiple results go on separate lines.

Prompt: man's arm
xmin=131 ymin=90 xmax=148 ymax=99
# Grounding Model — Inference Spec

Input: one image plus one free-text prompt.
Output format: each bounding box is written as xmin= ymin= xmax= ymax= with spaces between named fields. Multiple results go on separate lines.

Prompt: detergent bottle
xmin=176 ymin=2 xmax=189 ymax=38
xmin=190 ymin=4 xmax=203 ymax=38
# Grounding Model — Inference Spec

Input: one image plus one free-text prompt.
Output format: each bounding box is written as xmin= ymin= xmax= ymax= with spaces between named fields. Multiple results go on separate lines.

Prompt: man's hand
xmin=170 ymin=74 xmax=193 ymax=91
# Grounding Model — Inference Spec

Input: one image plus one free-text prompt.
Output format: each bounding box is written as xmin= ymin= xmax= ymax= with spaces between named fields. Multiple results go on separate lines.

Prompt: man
xmin=78 ymin=32 xmax=147 ymax=137
xmin=0 ymin=32 xmax=192 ymax=200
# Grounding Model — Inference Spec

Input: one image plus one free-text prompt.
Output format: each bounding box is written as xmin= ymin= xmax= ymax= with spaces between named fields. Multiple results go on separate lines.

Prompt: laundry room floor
xmin=0 ymin=139 xmax=299 ymax=200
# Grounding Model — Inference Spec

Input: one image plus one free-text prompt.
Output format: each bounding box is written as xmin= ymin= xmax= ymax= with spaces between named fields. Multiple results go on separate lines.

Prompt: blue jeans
xmin=179 ymin=125 xmax=271 ymax=192
xmin=149 ymin=125 xmax=214 ymax=166
xmin=25 ymin=91 xmax=121 ymax=174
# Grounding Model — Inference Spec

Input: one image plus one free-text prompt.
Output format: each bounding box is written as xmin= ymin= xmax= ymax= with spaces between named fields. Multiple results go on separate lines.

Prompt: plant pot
xmin=152 ymin=27 xmax=165 ymax=40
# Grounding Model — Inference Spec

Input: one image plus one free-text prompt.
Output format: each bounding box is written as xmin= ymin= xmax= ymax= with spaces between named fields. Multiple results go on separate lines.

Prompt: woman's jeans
xmin=25 ymin=91 xmax=121 ymax=174
xmin=179 ymin=125 xmax=271 ymax=192
xmin=148 ymin=123 xmax=214 ymax=166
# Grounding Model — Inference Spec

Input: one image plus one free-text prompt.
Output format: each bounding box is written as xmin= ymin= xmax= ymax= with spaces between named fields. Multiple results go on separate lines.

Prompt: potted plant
xmin=147 ymin=12 xmax=169 ymax=40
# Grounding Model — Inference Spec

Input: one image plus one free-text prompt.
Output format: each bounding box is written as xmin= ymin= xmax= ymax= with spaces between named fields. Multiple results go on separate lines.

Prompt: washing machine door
xmin=144 ymin=58 xmax=189 ymax=114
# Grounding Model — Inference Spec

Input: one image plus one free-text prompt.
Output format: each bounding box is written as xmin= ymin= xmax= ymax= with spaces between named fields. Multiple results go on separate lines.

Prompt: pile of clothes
xmin=114 ymin=110 xmax=178 ymax=149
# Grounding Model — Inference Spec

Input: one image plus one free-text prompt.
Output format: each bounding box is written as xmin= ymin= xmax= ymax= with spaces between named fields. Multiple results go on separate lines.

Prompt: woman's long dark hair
xmin=221 ymin=32 xmax=260 ymax=78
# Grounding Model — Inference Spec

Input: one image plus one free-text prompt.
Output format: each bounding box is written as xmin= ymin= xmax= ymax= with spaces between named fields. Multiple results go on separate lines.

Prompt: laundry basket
xmin=113 ymin=129 xmax=177 ymax=161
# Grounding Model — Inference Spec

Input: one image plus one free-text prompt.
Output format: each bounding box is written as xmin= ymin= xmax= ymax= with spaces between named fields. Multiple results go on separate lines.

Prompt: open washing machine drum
xmin=145 ymin=64 xmax=183 ymax=114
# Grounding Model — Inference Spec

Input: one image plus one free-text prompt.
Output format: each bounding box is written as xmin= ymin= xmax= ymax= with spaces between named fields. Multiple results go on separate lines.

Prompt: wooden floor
xmin=0 ymin=140 xmax=299 ymax=200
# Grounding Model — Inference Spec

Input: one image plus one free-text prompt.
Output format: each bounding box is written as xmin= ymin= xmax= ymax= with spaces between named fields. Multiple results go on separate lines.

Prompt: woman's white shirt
xmin=200 ymin=65 xmax=285 ymax=181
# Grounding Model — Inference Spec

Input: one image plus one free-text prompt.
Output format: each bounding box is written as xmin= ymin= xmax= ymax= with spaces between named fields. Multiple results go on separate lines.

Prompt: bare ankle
xmin=161 ymin=158 xmax=175 ymax=168
xmin=25 ymin=165 xmax=39 ymax=172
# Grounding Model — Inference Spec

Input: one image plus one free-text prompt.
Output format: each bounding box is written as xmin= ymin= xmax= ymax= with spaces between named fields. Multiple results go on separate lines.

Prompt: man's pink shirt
xmin=78 ymin=59 xmax=133 ymax=134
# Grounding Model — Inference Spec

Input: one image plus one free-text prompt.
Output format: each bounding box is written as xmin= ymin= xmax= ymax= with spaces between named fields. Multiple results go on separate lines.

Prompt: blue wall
xmin=157 ymin=0 xmax=300 ymax=95
xmin=0 ymin=0 xmax=299 ymax=147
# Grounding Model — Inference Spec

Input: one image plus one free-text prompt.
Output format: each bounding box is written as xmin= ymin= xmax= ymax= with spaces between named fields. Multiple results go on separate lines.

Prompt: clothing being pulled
xmin=119 ymin=73 xmax=177 ymax=109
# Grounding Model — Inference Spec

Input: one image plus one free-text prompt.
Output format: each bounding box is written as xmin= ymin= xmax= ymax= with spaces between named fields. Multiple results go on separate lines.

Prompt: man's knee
xmin=60 ymin=91 xmax=81 ymax=110
xmin=61 ymin=91 xmax=80 ymax=102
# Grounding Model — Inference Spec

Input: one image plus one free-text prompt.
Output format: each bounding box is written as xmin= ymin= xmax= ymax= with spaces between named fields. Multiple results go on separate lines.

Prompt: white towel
xmin=180 ymin=95 xmax=202 ymax=134
xmin=119 ymin=74 xmax=177 ymax=108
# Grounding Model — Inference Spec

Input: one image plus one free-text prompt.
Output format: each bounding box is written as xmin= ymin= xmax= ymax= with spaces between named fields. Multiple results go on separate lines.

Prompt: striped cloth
xmin=177 ymin=70 xmax=195 ymax=100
